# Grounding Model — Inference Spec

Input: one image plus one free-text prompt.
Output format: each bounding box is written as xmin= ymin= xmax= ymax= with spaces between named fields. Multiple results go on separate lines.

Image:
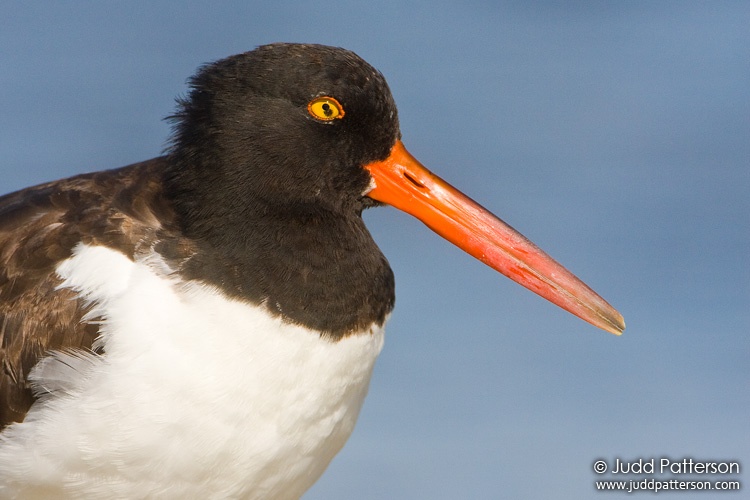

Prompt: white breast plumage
xmin=0 ymin=244 xmax=385 ymax=499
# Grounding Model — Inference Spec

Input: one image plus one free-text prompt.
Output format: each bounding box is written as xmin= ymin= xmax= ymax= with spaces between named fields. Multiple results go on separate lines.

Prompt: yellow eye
xmin=307 ymin=96 xmax=345 ymax=121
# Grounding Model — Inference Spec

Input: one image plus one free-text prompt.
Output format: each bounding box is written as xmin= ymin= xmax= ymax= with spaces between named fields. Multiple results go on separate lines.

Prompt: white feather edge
xmin=28 ymin=349 xmax=100 ymax=398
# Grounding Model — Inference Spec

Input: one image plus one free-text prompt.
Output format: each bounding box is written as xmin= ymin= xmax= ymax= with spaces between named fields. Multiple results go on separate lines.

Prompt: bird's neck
xmin=162 ymin=157 xmax=395 ymax=340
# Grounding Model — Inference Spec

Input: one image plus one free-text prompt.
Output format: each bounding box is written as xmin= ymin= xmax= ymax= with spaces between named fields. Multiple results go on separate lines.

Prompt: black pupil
xmin=322 ymin=103 xmax=333 ymax=116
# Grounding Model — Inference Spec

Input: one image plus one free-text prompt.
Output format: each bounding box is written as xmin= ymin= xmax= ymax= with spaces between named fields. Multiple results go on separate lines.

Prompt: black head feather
xmin=163 ymin=43 xmax=400 ymax=337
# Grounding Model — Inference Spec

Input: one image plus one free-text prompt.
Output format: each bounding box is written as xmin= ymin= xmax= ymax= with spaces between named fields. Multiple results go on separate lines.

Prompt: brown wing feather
xmin=0 ymin=157 xmax=180 ymax=428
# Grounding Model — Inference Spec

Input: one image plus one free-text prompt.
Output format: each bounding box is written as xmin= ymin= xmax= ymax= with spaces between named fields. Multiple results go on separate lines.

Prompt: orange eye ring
xmin=307 ymin=96 xmax=345 ymax=121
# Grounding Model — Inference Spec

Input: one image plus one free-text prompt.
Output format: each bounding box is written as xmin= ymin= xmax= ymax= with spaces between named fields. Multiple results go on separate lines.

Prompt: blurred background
xmin=1 ymin=2 xmax=747 ymax=498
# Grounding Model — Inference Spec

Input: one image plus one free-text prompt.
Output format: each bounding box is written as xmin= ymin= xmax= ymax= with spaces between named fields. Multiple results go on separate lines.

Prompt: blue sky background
xmin=1 ymin=2 xmax=747 ymax=498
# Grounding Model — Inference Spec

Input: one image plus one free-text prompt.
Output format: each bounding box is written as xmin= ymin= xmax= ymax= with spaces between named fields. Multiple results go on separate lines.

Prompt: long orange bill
xmin=364 ymin=141 xmax=625 ymax=335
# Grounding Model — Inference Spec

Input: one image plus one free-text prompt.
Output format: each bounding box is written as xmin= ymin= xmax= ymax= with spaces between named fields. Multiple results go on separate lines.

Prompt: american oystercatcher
xmin=0 ymin=43 xmax=624 ymax=498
